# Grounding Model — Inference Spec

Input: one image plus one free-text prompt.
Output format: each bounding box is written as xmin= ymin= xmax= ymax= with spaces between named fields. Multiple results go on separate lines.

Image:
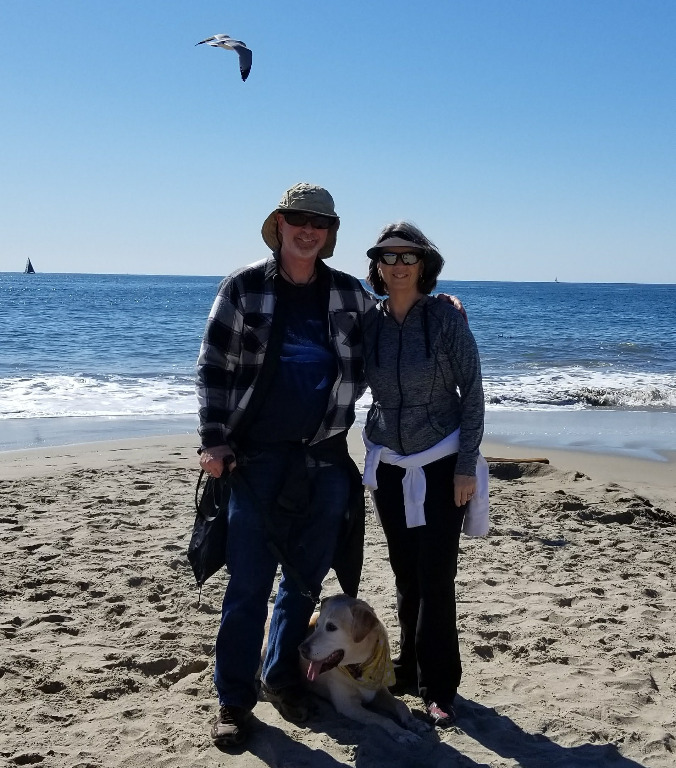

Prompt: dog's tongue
xmin=306 ymin=660 xmax=324 ymax=682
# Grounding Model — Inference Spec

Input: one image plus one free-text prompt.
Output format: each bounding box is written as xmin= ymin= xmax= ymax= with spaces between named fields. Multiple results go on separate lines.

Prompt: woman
xmin=361 ymin=221 xmax=486 ymax=728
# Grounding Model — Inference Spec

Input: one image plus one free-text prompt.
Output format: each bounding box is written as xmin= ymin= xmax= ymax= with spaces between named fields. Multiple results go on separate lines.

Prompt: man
xmin=196 ymin=183 xmax=372 ymax=747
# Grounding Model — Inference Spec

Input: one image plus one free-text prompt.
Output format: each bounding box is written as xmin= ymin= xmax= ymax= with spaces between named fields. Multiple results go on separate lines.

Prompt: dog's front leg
xmin=330 ymin=690 xmax=422 ymax=744
xmin=371 ymin=689 xmax=431 ymax=736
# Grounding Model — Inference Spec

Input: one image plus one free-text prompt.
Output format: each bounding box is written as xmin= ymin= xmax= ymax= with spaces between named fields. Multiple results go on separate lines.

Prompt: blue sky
xmin=1 ymin=1 xmax=674 ymax=283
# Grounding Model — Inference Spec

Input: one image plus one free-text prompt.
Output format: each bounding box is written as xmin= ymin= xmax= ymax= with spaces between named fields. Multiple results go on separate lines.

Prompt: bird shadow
xmin=456 ymin=696 xmax=649 ymax=768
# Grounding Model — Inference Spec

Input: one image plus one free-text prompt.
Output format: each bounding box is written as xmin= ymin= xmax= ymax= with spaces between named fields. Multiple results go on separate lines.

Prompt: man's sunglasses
xmin=378 ymin=251 xmax=422 ymax=266
xmin=281 ymin=211 xmax=335 ymax=230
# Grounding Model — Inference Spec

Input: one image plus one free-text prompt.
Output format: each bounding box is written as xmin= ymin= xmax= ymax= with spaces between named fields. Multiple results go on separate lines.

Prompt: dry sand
xmin=1 ymin=429 xmax=675 ymax=767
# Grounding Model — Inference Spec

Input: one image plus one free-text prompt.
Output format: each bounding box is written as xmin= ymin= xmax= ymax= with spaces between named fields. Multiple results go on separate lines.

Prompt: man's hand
xmin=436 ymin=293 xmax=468 ymax=323
xmin=199 ymin=445 xmax=237 ymax=478
xmin=454 ymin=474 xmax=477 ymax=507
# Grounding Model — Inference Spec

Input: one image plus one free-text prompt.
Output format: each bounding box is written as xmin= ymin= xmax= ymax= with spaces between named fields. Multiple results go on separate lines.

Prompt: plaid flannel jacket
xmin=196 ymin=254 xmax=374 ymax=449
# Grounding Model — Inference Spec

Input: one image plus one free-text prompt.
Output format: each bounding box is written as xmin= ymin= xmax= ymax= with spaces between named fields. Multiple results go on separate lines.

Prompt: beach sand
xmin=1 ymin=429 xmax=675 ymax=767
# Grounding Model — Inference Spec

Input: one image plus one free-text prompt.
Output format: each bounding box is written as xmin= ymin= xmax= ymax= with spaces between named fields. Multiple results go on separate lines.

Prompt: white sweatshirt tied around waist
xmin=362 ymin=428 xmax=489 ymax=536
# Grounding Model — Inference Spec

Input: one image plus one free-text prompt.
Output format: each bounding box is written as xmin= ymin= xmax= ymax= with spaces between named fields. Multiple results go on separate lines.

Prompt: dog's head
xmin=299 ymin=594 xmax=381 ymax=681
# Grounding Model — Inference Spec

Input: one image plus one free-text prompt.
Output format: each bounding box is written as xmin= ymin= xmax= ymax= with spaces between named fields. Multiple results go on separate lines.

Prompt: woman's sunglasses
xmin=378 ymin=251 xmax=422 ymax=265
xmin=281 ymin=211 xmax=334 ymax=230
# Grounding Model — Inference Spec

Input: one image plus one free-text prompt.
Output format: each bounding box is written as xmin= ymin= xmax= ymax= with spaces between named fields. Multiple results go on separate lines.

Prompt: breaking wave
xmin=0 ymin=374 xmax=196 ymax=419
xmin=2 ymin=367 xmax=675 ymax=424
xmin=484 ymin=369 xmax=676 ymax=411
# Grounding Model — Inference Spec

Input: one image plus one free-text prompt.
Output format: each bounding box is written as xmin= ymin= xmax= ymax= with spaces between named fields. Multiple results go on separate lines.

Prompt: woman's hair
xmin=366 ymin=221 xmax=445 ymax=296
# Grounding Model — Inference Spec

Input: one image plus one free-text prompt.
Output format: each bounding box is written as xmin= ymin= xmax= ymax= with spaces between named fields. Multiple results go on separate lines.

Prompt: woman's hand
xmin=199 ymin=445 xmax=237 ymax=478
xmin=454 ymin=474 xmax=477 ymax=507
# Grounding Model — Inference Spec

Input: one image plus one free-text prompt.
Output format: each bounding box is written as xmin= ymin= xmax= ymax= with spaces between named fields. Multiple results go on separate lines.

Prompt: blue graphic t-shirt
xmin=247 ymin=277 xmax=337 ymax=443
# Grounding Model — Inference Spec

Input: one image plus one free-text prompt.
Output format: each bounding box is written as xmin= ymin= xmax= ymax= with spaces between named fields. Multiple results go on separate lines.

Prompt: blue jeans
xmin=213 ymin=444 xmax=349 ymax=710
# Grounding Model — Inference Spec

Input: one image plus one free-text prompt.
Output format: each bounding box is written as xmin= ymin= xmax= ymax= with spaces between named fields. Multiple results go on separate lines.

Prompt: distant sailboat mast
xmin=24 ymin=258 xmax=35 ymax=274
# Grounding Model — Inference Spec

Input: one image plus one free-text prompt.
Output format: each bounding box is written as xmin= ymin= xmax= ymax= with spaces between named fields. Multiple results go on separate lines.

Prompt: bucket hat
xmin=261 ymin=182 xmax=340 ymax=259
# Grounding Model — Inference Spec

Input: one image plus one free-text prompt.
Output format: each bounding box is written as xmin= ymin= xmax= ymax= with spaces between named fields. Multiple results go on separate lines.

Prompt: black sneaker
xmin=210 ymin=705 xmax=251 ymax=746
xmin=261 ymin=682 xmax=313 ymax=723
xmin=425 ymin=700 xmax=456 ymax=728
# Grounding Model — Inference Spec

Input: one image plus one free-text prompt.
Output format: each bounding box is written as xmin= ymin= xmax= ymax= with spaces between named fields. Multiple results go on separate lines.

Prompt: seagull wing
xmin=195 ymin=33 xmax=231 ymax=47
xmin=229 ymin=41 xmax=252 ymax=81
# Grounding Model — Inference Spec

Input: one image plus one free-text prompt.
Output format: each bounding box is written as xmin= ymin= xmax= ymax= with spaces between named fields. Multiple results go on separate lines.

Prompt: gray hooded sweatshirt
xmin=363 ymin=295 xmax=484 ymax=476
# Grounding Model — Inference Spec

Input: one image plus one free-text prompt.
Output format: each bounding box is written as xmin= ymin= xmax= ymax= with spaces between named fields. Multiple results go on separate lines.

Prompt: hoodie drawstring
xmin=374 ymin=308 xmax=384 ymax=367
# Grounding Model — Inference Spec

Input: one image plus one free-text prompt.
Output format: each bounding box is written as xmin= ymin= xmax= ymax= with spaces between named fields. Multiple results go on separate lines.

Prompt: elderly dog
xmin=298 ymin=594 xmax=429 ymax=743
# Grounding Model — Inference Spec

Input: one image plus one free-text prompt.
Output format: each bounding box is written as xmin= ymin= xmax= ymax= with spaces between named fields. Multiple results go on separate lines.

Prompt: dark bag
xmin=187 ymin=469 xmax=231 ymax=592
xmin=187 ymin=450 xmax=364 ymax=601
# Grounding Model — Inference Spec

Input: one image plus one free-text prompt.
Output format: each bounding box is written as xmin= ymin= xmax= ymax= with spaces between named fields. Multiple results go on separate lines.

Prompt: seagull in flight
xmin=195 ymin=34 xmax=252 ymax=82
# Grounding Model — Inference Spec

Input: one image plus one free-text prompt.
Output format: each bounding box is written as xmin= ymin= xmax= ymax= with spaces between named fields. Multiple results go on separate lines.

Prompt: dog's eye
xmin=326 ymin=622 xmax=337 ymax=632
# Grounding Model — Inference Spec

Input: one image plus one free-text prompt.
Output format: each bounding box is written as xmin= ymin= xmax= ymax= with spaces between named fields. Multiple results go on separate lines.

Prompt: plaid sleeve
xmin=196 ymin=257 xmax=276 ymax=447
xmin=196 ymin=276 xmax=245 ymax=448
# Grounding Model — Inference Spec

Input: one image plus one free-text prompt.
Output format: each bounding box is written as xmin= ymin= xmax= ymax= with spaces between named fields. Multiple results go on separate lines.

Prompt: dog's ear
xmin=351 ymin=604 xmax=379 ymax=643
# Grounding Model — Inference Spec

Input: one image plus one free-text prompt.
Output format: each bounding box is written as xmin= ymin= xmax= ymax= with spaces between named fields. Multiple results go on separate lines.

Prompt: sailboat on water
xmin=24 ymin=258 xmax=35 ymax=274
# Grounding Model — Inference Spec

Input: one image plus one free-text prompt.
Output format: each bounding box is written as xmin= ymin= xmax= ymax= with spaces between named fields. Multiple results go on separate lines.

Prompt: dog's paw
xmin=393 ymin=729 xmax=422 ymax=745
xmin=405 ymin=716 xmax=432 ymax=736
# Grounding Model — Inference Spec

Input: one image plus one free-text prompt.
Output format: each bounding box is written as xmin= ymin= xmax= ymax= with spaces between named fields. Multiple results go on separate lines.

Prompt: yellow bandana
xmin=338 ymin=626 xmax=396 ymax=691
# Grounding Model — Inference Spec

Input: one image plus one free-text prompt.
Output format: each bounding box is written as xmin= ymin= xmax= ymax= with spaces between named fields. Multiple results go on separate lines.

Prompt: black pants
xmin=373 ymin=454 xmax=465 ymax=705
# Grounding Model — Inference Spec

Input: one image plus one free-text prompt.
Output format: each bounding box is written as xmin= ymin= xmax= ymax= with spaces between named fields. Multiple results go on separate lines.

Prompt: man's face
xmin=276 ymin=212 xmax=330 ymax=263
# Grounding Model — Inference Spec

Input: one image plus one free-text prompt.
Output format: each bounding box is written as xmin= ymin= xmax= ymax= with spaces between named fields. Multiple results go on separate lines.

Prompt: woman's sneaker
xmin=424 ymin=701 xmax=456 ymax=728
xmin=210 ymin=705 xmax=252 ymax=746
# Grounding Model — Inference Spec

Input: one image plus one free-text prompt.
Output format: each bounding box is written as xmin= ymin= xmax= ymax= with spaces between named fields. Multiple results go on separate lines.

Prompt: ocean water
xmin=1 ymin=272 xmax=675 ymax=458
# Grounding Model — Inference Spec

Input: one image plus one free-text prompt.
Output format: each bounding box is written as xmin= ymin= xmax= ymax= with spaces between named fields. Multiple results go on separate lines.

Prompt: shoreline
xmin=2 ymin=407 xmax=676 ymax=461
xmin=1 ymin=427 xmax=674 ymax=492
xmin=0 ymin=414 xmax=198 ymax=454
